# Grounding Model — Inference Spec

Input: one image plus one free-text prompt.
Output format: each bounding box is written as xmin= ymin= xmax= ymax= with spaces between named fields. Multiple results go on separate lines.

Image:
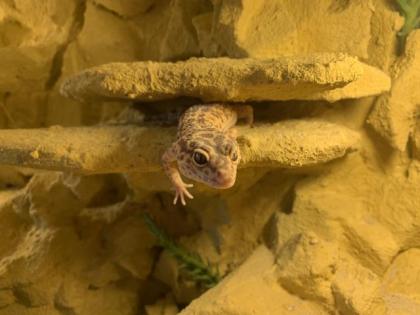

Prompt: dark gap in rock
xmin=261 ymin=213 xmax=278 ymax=251
xmin=91 ymin=1 xmax=125 ymax=19
xmin=280 ymin=184 xmax=296 ymax=215
xmin=45 ymin=0 xmax=87 ymax=90
xmin=86 ymin=174 xmax=129 ymax=208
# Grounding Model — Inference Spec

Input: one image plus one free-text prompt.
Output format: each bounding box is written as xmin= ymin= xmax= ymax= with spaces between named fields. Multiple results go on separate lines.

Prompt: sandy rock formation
xmin=61 ymin=54 xmax=390 ymax=103
xmin=205 ymin=0 xmax=373 ymax=59
xmin=0 ymin=0 xmax=418 ymax=314
xmin=368 ymin=30 xmax=420 ymax=150
xmin=0 ymin=171 xmax=154 ymax=315
xmin=179 ymin=246 xmax=327 ymax=315
xmin=0 ymin=120 xmax=359 ymax=174
xmin=93 ymin=0 xmax=155 ymax=17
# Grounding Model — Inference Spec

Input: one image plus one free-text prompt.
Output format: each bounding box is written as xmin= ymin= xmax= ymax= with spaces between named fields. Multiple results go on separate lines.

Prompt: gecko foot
xmin=173 ymin=182 xmax=194 ymax=206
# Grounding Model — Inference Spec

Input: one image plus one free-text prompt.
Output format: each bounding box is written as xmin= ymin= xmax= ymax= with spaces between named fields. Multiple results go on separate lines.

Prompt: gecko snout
xmin=214 ymin=169 xmax=236 ymax=189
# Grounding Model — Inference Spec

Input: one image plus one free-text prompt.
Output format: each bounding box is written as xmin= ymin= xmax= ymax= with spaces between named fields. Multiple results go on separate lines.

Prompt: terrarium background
xmin=0 ymin=1 xmax=419 ymax=315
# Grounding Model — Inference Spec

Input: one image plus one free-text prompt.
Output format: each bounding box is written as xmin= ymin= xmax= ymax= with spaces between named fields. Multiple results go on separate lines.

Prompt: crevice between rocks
xmin=45 ymin=0 xmax=87 ymax=90
xmin=90 ymin=0 xmax=125 ymax=19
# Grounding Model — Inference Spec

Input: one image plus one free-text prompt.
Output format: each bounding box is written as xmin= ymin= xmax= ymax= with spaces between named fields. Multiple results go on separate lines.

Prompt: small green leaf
xmin=395 ymin=0 xmax=420 ymax=50
xmin=397 ymin=0 xmax=410 ymax=13
xmin=143 ymin=213 xmax=221 ymax=289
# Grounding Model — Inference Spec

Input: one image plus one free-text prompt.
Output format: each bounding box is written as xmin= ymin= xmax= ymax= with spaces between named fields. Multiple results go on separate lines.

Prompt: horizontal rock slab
xmin=60 ymin=54 xmax=390 ymax=103
xmin=0 ymin=120 xmax=359 ymax=174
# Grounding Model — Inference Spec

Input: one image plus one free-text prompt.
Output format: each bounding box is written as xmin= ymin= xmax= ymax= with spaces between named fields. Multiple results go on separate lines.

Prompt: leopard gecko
xmin=162 ymin=104 xmax=253 ymax=205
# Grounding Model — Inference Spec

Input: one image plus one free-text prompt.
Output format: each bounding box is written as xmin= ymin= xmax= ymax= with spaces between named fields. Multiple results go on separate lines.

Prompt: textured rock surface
xmin=368 ymin=30 xmax=420 ymax=150
xmin=0 ymin=172 xmax=154 ymax=315
xmin=380 ymin=249 xmax=420 ymax=314
xmin=61 ymin=54 xmax=391 ymax=103
xmin=0 ymin=120 xmax=359 ymax=174
xmin=208 ymin=0 xmax=373 ymax=59
xmin=179 ymin=246 xmax=327 ymax=315
xmin=0 ymin=0 xmax=418 ymax=314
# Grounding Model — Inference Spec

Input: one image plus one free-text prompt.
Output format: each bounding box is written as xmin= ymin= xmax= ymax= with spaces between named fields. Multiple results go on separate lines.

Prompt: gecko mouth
xmin=212 ymin=176 xmax=236 ymax=189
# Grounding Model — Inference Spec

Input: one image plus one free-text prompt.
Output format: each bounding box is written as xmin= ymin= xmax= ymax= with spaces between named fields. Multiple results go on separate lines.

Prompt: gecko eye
xmin=231 ymin=151 xmax=238 ymax=162
xmin=192 ymin=149 xmax=209 ymax=167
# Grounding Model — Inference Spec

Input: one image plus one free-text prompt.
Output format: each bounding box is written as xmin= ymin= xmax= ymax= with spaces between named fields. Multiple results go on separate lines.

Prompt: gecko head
xmin=177 ymin=132 xmax=240 ymax=189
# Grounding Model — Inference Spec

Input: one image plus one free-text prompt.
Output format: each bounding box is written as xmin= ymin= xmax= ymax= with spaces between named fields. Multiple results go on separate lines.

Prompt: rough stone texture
xmin=269 ymin=153 xmax=420 ymax=313
xmin=0 ymin=0 xmax=418 ymax=314
xmin=367 ymin=0 xmax=403 ymax=71
xmin=414 ymin=119 xmax=420 ymax=160
xmin=380 ymin=249 xmax=420 ymax=314
xmin=0 ymin=172 xmax=155 ymax=315
xmin=61 ymin=54 xmax=391 ymax=103
xmin=179 ymin=246 xmax=328 ymax=315
xmin=368 ymin=30 xmax=420 ymax=150
xmin=0 ymin=120 xmax=359 ymax=174
xmin=0 ymin=0 xmax=83 ymax=129
xmin=93 ymin=0 xmax=155 ymax=17
xmin=208 ymin=0 xmax=373 ymax=59
xmin=0 ymin=1 xmax=77 ymax=93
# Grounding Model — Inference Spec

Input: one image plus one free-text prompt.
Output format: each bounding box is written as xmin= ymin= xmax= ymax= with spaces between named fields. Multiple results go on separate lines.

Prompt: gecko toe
xmin=184 ymin=189 xmax=194 ymax=199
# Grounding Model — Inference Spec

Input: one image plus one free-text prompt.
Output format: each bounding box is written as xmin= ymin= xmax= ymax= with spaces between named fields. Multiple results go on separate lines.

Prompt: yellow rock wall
xmin=0 ymin=1 xmax=418 ymax=315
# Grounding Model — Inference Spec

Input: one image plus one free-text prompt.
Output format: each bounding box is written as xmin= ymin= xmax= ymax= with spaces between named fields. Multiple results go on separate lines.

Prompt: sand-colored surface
xmin=0 ymin=1 xmax=418 ymax=315
xmin=0 ymin=120 xmax=358 ymax=174
xmin=61 ymin=54 xmax=390 ymax=103
xmin=368 ymin=30 xmax=420 ymax=151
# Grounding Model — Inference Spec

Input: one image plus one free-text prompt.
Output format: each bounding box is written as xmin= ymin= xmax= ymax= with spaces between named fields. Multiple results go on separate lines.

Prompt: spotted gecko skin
xmin=162 ymin=104 xmax=253 ymax=205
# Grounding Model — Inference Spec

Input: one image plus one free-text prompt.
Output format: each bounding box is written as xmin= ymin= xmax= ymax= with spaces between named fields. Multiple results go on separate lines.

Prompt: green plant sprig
xmin=143 ymin=213 xmax=221 ymax=289
xmin=396 ymin=0 xmax=420 ymax=38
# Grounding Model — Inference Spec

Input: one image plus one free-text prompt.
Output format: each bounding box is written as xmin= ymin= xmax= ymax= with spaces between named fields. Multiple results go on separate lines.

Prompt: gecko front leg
xmin=162 ymin=143 xmax=194 ymax=205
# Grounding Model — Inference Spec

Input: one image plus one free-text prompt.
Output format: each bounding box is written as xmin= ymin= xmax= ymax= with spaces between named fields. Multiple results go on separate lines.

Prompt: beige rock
xmin=0 ymin=47 xmax=53 ymax=93
xmin=179 ymin=245 xmax=328 ymax=315
xmin=145 ymin=297 xmax=179 ymax=315
xmin=0 ymin=0 xmax=419 ymax=314
xmin=340 ymin=210 xmax=400 ymax=275
xmin=123 ymin=0 xmax=213 ymax=62
xmin=238 ymin=120 xmax=360 ymax=168
xmin=368 ymin=30 xmax=420 ymax=150
xmin=54 ymin=277 xmax=140 ymax=315
xmin=0 ymin=289 xmax=15 ymax=308
xmin=153 ymin=251 xmax=201 ymax=304
xmin=93 ymin=0 xmax=155 ymax=17
xmin=60 ymin=54 xmax=390 ymax=103
xmin=379 ymin=249 xmax=420 ymax=314
xmin=104 ymin=215 xmax=155 ymax=279
xmin=146 ymin=305 xmax=178 ymax=315
xmin=210 ymin=0 xmax=373 ymax=58
xmin=0 ymin=304 xmax=62 ymax=315
xmin=62 ymin=173 xmax=127 ymax=206
xmin=44 ymin=1 xmax=140 ymax=127
xmin=276 ymin=232 xmax=338 ymax=305
xmin=414 ymin=119 xmax=420 ymax=160
xmin=272 ymin=152 xmax=420 ymax=312
xmin=145 ymin=169 xmax=299 ymax=304
xmin=0 ymin=0 xmax=77 ymax=92
xmin=368 ymin=0 xmax=403 ymax=71
xmin=331 ymin=262 xmax=381 ymax=315
xmin=0 ymin=120 xmax=359 ymax=174
xmin=158 ymin=0 xmax=212 ymax=61
xmin=192 ymin=13 xmax=218 ymax=57
xmin=0 ymin=172 xmax=154 ymax=315
xmin=67 ymin=2 xmax=140 ymax=68
xmin=0 ymin=0 xmax=88 ymax=129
